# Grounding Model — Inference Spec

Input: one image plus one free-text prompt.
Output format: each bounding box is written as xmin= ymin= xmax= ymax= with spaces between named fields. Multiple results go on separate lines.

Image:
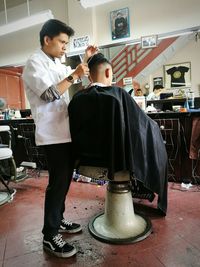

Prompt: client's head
xmin=87 ymin=53 xmax=113 ymax=86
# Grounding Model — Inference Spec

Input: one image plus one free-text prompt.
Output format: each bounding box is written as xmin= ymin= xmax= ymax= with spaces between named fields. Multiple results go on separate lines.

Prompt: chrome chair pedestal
xmin=78 ymin=167 xmax=152 ymax=244
xmin=0 ymin=126 xmax=17 ymax=205
xmin=88 ymin=181 xmax=152 ymax=244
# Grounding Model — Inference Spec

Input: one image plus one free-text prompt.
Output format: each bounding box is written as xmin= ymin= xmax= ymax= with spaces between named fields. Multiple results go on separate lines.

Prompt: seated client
xmin=68 ymin=53 xmax=168 ymax=215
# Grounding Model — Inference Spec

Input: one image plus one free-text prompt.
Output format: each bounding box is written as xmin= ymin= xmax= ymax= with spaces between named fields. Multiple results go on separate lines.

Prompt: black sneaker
xmin=59 ymin=219 xmax=82 ymax=233
xmin=43 ymin=234 xmax=77 ymax=258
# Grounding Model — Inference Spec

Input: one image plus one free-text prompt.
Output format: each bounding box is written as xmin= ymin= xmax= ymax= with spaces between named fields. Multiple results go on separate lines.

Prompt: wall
xmin=68 ymin=0 xmax=200 ymax=48
xmin=0 ymin=0 xmax=200 ymax=99
xmin=1 ymin=0 xmax=200 ymax=67
xmin=0 ymin=69 xmax=26 ymax=109
xmin=0 ymin=0 xmax=68 ymax=67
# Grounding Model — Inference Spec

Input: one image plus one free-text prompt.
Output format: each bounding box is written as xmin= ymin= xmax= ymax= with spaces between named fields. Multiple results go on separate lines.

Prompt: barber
xmin=22 ymin=19 xmax=97 ymax=258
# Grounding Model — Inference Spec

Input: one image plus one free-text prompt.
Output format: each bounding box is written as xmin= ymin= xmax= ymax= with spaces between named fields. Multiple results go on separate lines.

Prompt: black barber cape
xmin=68 ymin=85 xmax=168 ymax=214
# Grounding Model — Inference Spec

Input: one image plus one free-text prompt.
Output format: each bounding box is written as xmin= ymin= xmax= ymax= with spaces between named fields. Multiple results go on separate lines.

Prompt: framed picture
xmin=123 ymin=77 xmax=133 ymax=85
xmin=141 ymin=35 xmax=157 ymax=49
xmin=164 ymin=62 xmax=191 ymax=89
xmin=153 ymin=77 xmax=163 ymax=87
xmin=110 ymin=7 xmax=130 ymax=40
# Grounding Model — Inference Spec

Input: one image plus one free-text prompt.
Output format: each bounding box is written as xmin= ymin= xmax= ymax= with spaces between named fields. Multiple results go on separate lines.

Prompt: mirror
xmin=67 ymin=31 xmax=200 ymax=100
xmin=100 ymin=33 xmax=200 ymax=97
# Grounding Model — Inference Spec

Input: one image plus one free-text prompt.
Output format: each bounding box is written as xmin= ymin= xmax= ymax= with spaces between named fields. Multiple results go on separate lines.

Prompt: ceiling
xmin=0 ymin=0 xmax=27 ymax=12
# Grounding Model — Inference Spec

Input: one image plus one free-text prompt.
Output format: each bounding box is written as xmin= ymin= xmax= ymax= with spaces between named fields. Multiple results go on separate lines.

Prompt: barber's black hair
xmin=87 ymin=53 xmax=111 ymax=72
xmin=40 ymin=19 xmax=75 ymax=46
xmin=153 ymin=84 xmax=164 ymax=91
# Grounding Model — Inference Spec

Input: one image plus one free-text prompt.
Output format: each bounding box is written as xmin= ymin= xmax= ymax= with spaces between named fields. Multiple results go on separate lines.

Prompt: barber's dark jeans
xmin=42 ymin=142 xmax=74 ymax=238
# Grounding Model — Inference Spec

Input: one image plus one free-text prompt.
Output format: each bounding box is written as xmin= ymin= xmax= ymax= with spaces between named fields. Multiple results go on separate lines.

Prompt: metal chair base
xmin=88 ymin=181 xmax=152 ymax=244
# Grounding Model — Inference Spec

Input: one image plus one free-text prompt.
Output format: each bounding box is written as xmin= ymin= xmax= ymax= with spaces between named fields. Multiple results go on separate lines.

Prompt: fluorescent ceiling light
xmin=80 ymin=0 xmax=116 ymax=8
xmin=158 ymin=30 xmax=198 ymax=40
xmin=0 ymin=9 xmax=54 ymax=37
xmin=125 ymin=40 xmax=141 ymax=46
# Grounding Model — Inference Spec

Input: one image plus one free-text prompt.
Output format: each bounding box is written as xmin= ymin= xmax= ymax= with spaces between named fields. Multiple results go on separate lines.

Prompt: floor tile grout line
xmin=3 ymin=248 xmax=42 ymax=262
xmin=2 ymin=236 xmax=7 ymax=267
xmin=153 ymin=251 xmax=168 ymax=267
xmin=177 ymin=232 xmax=200 ymax=253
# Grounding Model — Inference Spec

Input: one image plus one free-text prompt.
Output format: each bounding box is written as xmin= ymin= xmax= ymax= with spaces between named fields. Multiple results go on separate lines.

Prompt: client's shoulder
xmin=72 ymin=85 xmax=127 ymax=100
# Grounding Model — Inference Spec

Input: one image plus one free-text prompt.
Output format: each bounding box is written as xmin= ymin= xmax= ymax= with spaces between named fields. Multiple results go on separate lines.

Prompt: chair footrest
xmin=14 ymin=173 xmax=28 ymax=183
xmin=20 ymin=161 xmax=37 ymax=169
xmin=0 ymin=144 xmax=8 ymax=148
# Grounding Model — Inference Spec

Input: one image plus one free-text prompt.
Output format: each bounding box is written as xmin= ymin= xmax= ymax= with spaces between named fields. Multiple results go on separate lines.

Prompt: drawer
xmin=154 ymin=119 xmax=180 ymax=134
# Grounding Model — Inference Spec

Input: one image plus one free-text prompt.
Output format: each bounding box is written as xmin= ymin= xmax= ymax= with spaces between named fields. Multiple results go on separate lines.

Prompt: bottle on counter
xmin=0 ymin=111 xmax=4 ymax=120
xmin=186 ymin=91 xmax=195 ymax=109
xmin=9 ymin=109 xmax=15 ymax=119
xmin=4 ymin=109 xmax=10 ymax=120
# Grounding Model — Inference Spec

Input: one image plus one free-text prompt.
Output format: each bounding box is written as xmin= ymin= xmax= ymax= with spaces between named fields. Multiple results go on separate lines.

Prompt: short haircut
xmin=87 ymin=53 xmax=112 ymax=74
xmin=153 ymin=84 xmax=164 ymax=91
xmin=40 ymin=19 xmax=75 ymax=46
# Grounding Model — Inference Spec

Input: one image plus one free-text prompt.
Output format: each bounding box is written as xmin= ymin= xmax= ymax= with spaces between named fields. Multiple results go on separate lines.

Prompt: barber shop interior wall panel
xmin=0 ymin=74 xmax=7 ymax=99
xmin=68 ymin=0 xmax=200 ymax=48
xmin=7 ymin=75 xmax=21 ymax=108
xmin=0 ymin=69 xmax=25 ymax=109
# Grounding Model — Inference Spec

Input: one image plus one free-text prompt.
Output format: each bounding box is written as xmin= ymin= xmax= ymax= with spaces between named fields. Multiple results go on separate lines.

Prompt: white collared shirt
xmin=90 ymin=82 xmax=108 ymax=87
xmin=22 ymin=49 xmax=73 ymax=146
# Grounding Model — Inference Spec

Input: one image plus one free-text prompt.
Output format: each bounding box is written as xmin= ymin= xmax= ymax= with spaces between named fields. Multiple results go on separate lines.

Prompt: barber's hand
xmin=72 ymin=63 xmax=90 ymax=79
xmin=83 ymin=45 xmax=98 ymax=63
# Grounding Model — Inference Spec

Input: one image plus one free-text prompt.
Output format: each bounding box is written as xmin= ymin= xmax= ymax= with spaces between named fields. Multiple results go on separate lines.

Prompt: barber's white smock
xmin=22 ymin=49 xmax=72 ymax=146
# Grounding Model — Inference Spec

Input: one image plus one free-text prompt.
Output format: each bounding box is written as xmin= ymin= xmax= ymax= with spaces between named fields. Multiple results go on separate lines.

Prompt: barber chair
xmin=68 ymin=87 xmax=168 ymax=244
xmin=17 ymin=123 xmax=47 ymax=176
xmin=0 ymin=126 xmax=16 ymax=205
xmin=78 ymin=166 xmax=152 ymax=244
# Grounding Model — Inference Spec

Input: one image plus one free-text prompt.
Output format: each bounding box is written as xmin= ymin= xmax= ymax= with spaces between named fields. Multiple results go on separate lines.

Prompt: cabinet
xmin=148 ymin=112 xmax=200 ymax=183
xmin=153 ymin=118 xmax=181 ymax=181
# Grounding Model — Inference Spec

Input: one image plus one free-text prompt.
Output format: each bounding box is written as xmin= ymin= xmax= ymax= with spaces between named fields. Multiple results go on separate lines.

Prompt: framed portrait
xmin=110 ymin=7 xmax=130 ymax=40
xmin=141 ymin=35 xmax=157 ymax=49
xmin=153 ymin=77 xmax=163 ymax=87
xmin=163 ymin=62 xmax=191 ymax=89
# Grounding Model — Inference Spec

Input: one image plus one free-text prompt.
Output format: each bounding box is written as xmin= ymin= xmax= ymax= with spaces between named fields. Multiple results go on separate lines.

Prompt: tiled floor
xmin=0 ymin=173 xmax=200 ymax=267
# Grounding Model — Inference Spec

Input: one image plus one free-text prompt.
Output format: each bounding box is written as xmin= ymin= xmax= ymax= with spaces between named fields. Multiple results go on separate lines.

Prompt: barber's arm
xmin=56 ymin=45 xmax=98 ymax=94
xmin=40 ymin=45 xmax=98 ymax=102
xmin=56 ymin=63 xmax=90 ymax=94
xmin=40 ymin=63 xmax=89 ymax=102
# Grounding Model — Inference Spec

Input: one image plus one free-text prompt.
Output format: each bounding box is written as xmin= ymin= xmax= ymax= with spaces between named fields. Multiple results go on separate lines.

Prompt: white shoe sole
xmin=43 ymin=245 xmax=77 ymax=258
xmin=58 ymin=225 xmax=82 ymax=234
